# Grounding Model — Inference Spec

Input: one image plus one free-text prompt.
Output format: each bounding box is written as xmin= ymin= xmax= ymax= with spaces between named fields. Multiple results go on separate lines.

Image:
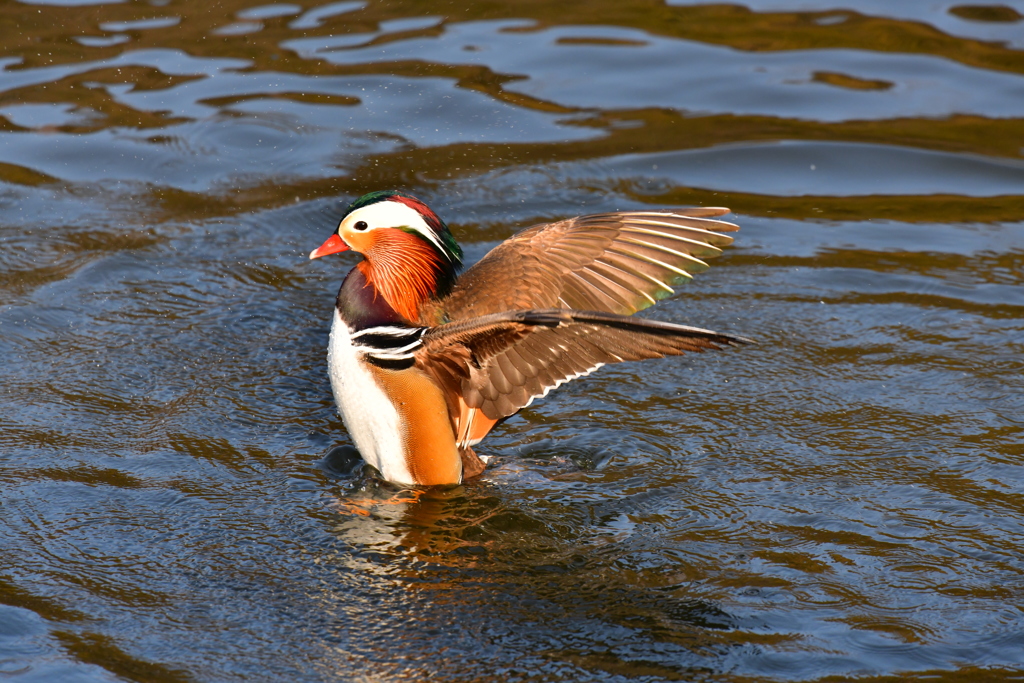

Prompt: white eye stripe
xmin=342 ymin=202 xmax=452 ymax=260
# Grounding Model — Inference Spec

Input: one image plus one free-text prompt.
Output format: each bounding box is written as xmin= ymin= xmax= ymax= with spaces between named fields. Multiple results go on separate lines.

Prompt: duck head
xmin=310 ymin=191 xmax=463 ymax=322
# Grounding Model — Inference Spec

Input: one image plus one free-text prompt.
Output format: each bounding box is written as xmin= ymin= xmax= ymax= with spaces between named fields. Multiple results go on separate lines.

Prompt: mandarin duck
xmin=310 ymin=191 xmax=749 ymax=486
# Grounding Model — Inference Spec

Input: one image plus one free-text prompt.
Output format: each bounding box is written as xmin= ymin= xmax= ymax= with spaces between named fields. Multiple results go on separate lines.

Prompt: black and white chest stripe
xmin=350 ymin=326 xmax=425 ymax=369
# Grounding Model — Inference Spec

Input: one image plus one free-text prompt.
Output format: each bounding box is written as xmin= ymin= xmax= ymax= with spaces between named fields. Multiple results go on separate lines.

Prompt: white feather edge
xmin=520 ymin=362 xmax=606 ymax=410
xmin=351 ymin=326 xmax=423 ymax=339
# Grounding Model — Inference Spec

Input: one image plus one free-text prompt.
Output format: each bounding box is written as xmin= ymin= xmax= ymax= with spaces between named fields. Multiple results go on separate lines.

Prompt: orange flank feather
xmin=455 ymin=398 xmax=499 ymax=449
xmin=359 ymin=228 xmax=446 ymax=322
xmin=373 ymin=364 xmax=463 ymax=486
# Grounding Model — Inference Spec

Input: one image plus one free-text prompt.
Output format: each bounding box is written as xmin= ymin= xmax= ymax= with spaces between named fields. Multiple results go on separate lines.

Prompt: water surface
xmin=2 ymin=0 xmax=1023 ymax=681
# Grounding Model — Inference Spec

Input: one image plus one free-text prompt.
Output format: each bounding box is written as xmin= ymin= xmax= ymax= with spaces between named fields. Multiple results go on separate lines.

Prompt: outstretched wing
xmin=428 ymin=208 xmax=738 ymax=322
xmin=415 ymin=309 xmax=751 ymax=448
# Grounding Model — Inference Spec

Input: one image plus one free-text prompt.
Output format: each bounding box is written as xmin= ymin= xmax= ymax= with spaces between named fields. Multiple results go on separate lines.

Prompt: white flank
xmin=327 ymin=309 xmax=414 ymax=484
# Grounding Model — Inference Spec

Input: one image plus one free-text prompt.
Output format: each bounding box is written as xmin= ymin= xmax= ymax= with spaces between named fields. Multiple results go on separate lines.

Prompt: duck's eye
xmin=354 ymin=221 xmax=368 ymax=231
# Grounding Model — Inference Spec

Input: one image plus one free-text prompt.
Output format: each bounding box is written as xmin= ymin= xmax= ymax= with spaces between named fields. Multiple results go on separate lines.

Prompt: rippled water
xmin=2 ymin=0 xmax=1024 ymax=681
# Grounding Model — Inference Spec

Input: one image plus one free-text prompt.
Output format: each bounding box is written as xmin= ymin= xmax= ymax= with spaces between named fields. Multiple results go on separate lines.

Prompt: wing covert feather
xmin=416 ymin=309 xmax=751 ymax=422
xmin=427 ymin=208 xmax=737 ymax=322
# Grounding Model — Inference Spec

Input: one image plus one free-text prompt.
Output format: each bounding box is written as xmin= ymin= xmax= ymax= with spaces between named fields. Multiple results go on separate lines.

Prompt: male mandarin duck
xmin=310 ymin=190 xmax=750 ymax=486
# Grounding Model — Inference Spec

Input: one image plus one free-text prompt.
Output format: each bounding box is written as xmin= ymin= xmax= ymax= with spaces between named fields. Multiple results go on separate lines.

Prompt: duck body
xmin=311 ymin=190 xmax=750 ymax=486
xmin=328 ymin=266 xmax=464 ymax=484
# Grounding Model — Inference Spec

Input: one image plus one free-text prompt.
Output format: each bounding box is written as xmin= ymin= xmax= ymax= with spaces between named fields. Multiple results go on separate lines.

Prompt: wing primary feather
xmin=573 ymin=268 xmax=641 ymax=314
xmin=585 ymin=262 xmax=660 ymax=306
xmin=623 ymin=209 xmax=737 ymax=224
xmin=627 ymin=216 xmax=739 ymax=232
xmin=603 ymin=248 xmax=680 ymax=293
xmin=559 ymin=276 xmax=607 ymax=311
xmin=436 ymin=208 xmax=741 ymax=321
xmin=616 ymin=236 xmax=711 ymax=269
xmin=619 ymin=226 xmax=727 ymax=255
xmin=419 ymin=307 xmax=751 ymax=422
xmin=606 ymin=245 xmax=694 ymax=280
xmin=626 ymin=216 xmax=738 ymax=233
xmin=565 ymin=270 xmax=636 ymax=312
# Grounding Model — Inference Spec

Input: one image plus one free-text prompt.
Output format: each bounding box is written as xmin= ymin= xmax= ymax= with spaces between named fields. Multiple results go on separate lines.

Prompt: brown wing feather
xmin=422 ymin=208 xmax=738 ymax=323
xmin=416 ymin=309 xmax=751 ymax=427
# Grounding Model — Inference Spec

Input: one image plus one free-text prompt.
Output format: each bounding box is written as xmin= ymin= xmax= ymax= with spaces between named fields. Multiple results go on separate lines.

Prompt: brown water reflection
xmin=2 ymin=0 xmax=1024 ymax=225
xmin=2 ymin=0 xmax=1024 ymax=680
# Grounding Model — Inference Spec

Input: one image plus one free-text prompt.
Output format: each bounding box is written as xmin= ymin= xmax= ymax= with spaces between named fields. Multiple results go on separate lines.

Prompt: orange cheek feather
xmin=341 ymin=228 xmax=373 ymax=253
xmin=361 ymin=229 xmax=444 ymax=322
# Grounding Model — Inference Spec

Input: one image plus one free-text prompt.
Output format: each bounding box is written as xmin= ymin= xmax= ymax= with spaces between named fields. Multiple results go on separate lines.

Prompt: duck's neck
xmin=362 ymin=230 xmax=458 ymax=323
xmin=341 ymin=230 xmax=458 ymax=326
xmin=336 ymin=265 xmax=408 ymax=330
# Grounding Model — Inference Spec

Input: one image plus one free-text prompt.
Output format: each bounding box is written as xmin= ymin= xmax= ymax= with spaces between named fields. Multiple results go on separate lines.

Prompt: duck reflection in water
xmin=315 ymin=442 xmax=738 ymax=666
